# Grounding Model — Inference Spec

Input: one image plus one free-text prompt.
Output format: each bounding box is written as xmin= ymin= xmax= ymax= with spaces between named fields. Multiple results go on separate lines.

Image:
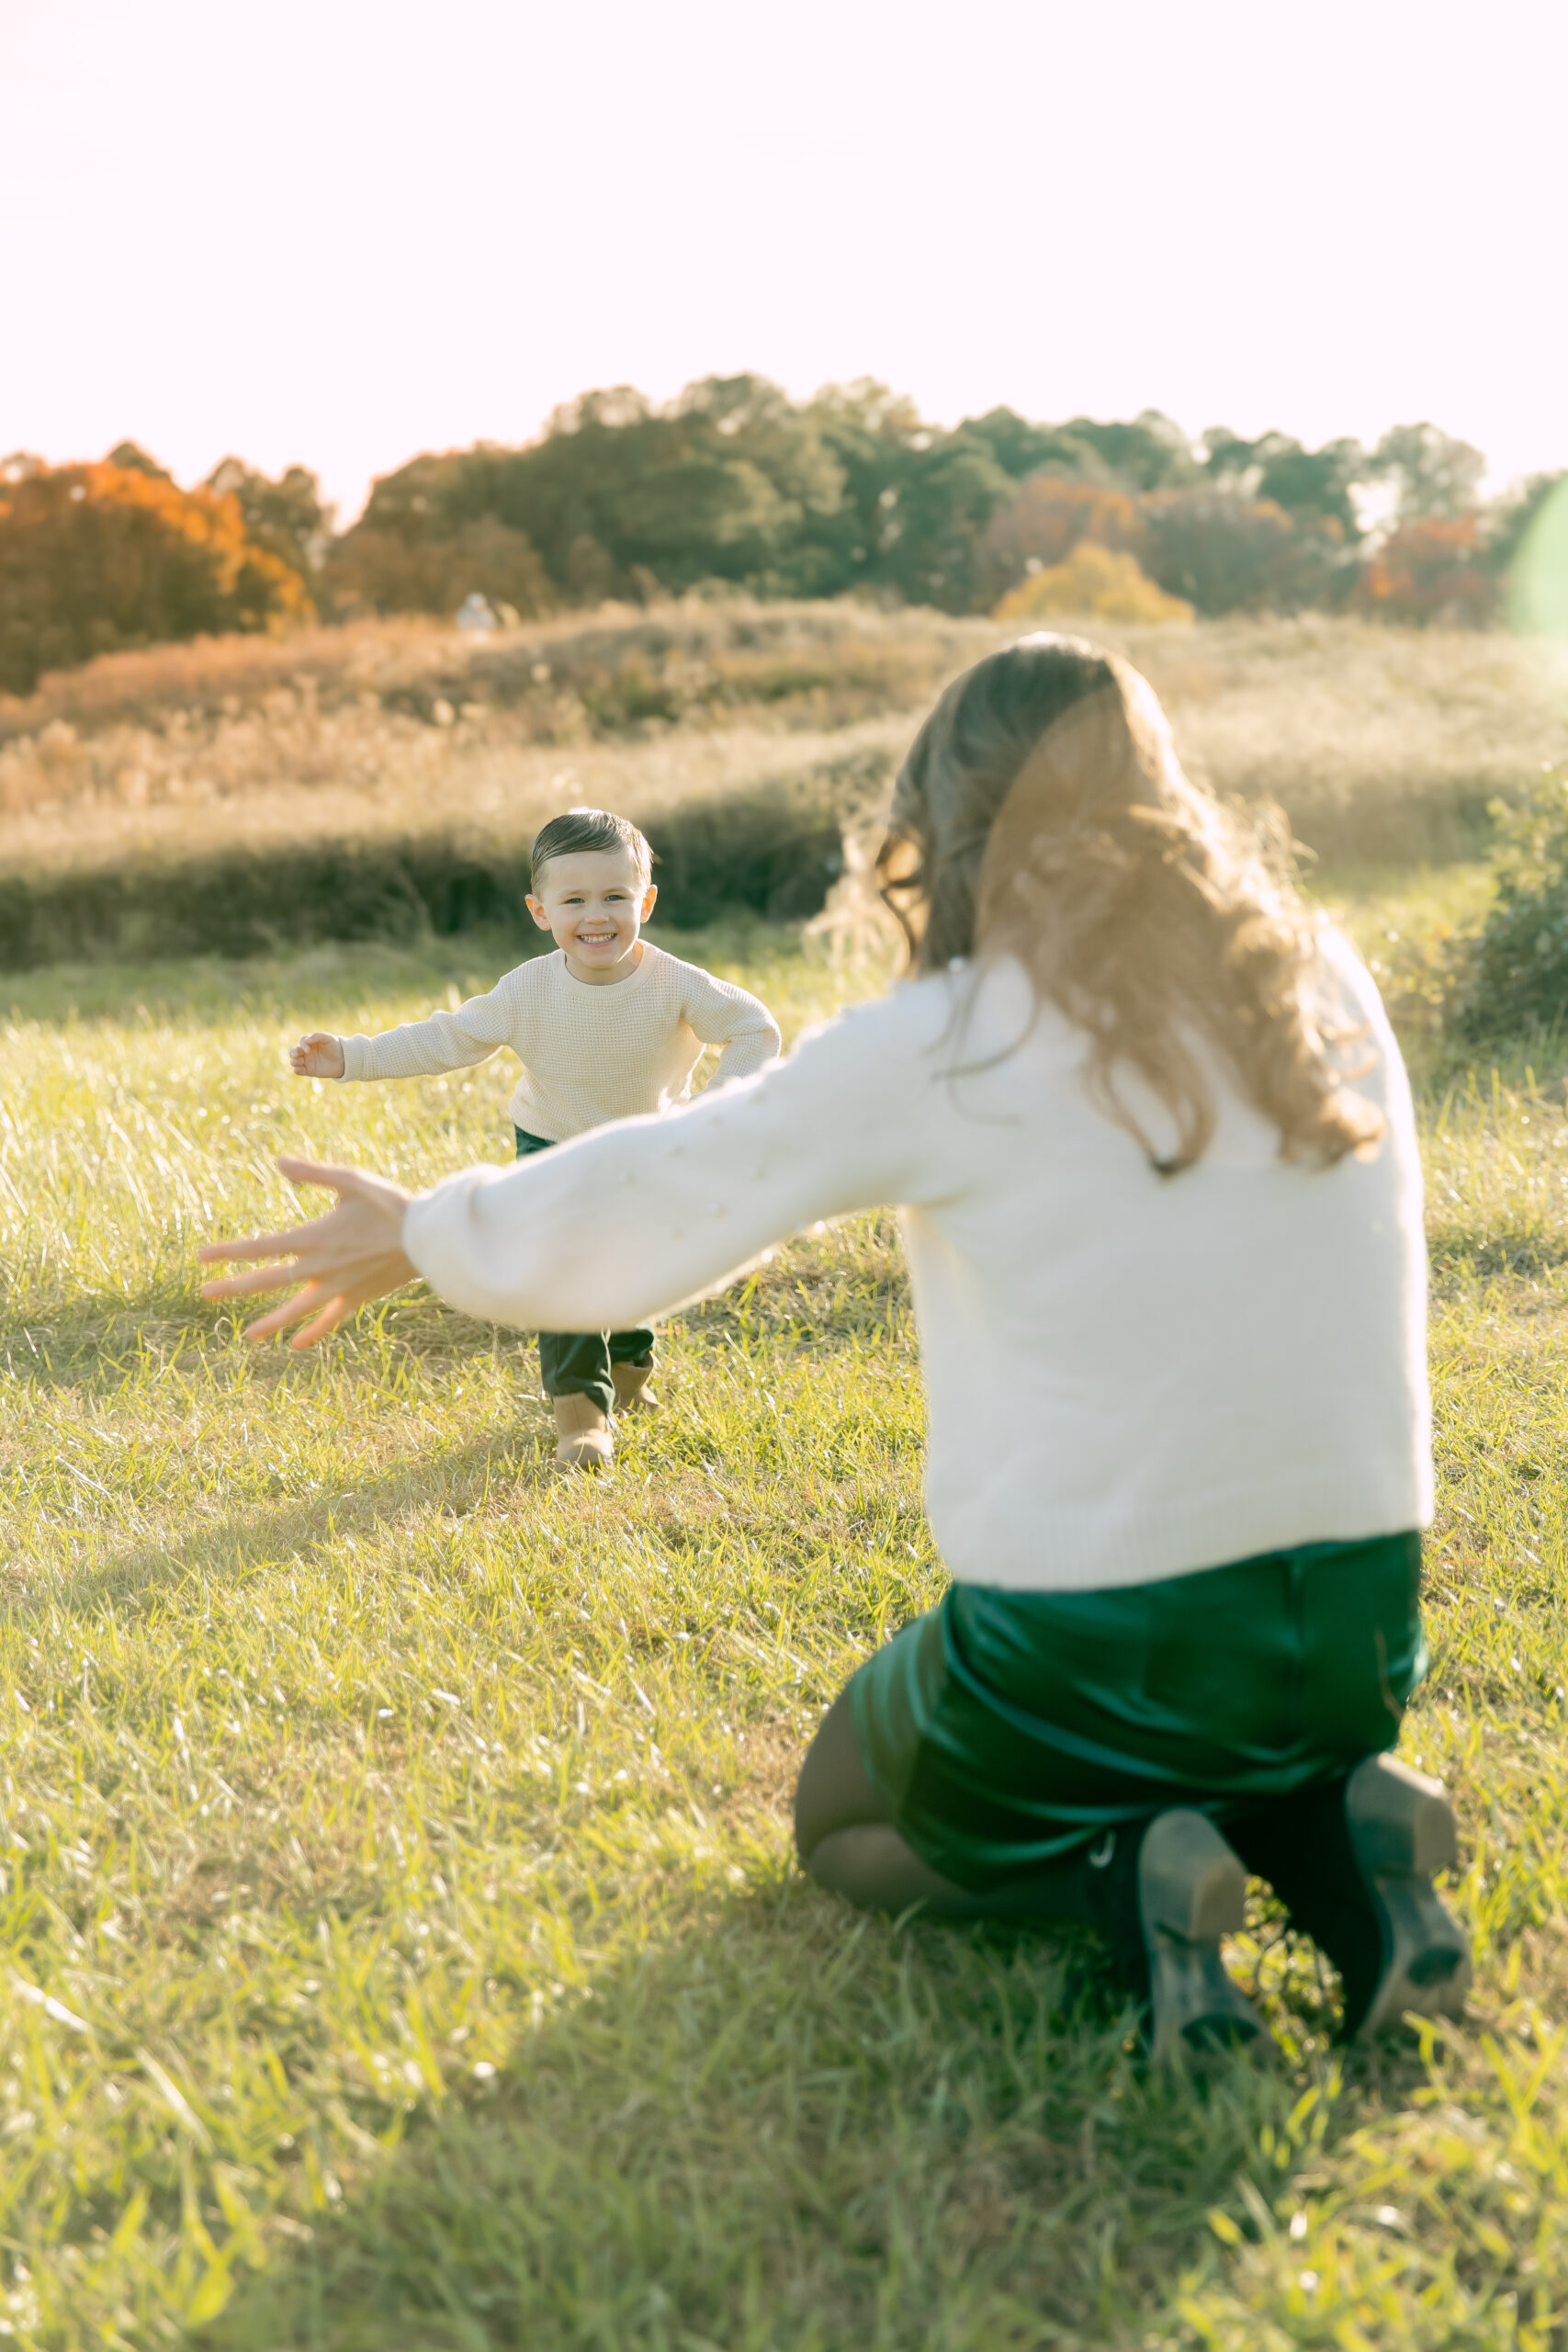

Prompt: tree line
xmin=2 ymin=381 xmax=1561 ymax=696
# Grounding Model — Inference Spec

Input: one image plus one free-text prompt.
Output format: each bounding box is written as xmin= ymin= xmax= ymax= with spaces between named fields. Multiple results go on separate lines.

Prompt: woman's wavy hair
xmin=878 ymin=633 xmax=1382 ymax=1174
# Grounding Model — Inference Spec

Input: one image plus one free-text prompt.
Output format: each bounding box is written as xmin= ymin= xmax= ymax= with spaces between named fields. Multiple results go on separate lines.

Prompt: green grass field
xmin=2 ymin=888 xmax=1567 ymax=2350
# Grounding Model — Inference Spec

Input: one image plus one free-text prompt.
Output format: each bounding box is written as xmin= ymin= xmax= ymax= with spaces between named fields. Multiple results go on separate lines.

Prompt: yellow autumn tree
xmin=993 ymin=541 xmax=1192 ymax=625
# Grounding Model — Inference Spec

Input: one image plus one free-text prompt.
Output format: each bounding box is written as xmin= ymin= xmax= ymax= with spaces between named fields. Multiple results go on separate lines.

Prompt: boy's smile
xmin=526 ymin=845 xmax=658 ymax=985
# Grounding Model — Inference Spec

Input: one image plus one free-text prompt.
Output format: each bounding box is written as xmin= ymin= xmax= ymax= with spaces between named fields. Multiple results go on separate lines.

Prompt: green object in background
xmin=1510 ymin=473 xmax=1568 ymax=640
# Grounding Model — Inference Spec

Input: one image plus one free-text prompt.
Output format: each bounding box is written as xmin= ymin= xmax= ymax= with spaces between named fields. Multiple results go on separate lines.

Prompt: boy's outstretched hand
xmin=290 ymin=1033 xmax=346 ymax=1079
xmin=198 ymin=1156 xmax=414 ymax=1348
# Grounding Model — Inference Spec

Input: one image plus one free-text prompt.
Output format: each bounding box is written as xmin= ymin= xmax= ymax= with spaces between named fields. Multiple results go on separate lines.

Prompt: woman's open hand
xmin=197 ymin=1154 xmax=415 ymax=1348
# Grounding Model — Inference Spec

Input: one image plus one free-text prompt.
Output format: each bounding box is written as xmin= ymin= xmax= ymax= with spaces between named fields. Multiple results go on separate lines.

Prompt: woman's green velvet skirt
xmin=850 ymin=1532 xmax=1426 ymax=1892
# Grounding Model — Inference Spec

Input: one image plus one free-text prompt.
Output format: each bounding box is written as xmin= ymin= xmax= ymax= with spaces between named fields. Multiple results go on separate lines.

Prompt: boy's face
xmin=526 ymin=847 xmax=658 ymax=980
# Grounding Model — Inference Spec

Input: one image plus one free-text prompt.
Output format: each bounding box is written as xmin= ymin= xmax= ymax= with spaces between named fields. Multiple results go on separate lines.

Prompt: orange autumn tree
xmin=973 ymin=478 xmax=1143 ymax=609
xmin=1351 ymin=514 xmax=1498 ymax=627
xmin=0 ymin=455 xmax=312 ymax=695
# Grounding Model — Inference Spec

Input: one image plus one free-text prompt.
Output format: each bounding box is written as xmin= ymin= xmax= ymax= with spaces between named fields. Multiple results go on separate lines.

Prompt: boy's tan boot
xmin=612 ymin=1356 xmax=660 ymax=1413
xmin=552 ymin=1393 xmax=614 ymax=1472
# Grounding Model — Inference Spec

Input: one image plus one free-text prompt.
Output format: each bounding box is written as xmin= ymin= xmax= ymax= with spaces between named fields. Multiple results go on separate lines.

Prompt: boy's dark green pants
xmin=514 ymin=1126 xmax=655 ymax=1416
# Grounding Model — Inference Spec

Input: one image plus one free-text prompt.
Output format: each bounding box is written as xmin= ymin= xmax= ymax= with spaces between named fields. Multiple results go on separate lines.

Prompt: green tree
xmin=1201 ymin=429 xmax=1369 ymax=539
xmin=1371 ymin=422 xmax=1486 ymax=522
xmin=962 ymin=408 xmax=1105 ymax=482
xmin=329 ymin=513 xmax=555 ymax=618
xmin=1058 ymin=410 xmax=1196 ymax=491
xmin=803 ymin=379 xmax=928 ymax=592
xmin=874 ymin=430 xmax=1015 ymax=610
xmin=343 ymin=376 xmax=849 ymax=603
xmin=207 ymin=458 xmax=333 ymax=585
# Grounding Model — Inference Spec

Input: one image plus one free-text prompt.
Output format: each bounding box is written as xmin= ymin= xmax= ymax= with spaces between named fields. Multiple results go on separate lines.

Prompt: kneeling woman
xmin=200 ymin=637 xmax=1471 ymax=2063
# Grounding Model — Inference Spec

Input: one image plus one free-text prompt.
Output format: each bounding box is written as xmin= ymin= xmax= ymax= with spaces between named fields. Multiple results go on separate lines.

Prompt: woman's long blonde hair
xmin=878 ymin=634 xmax=1382 ymax=1173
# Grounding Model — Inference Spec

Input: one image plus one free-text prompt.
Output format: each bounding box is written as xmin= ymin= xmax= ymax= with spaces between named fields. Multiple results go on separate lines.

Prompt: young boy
xmin=289 ymin=807 xmax=781 ymax=1471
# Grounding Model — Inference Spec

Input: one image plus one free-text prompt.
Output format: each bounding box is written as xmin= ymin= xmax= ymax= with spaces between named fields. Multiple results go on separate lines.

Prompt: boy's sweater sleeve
xmin=681 ymin=967 xmax=782 ymax=1085
xmin=401 ymin=986 xmax=940 ymax=1333
xmin=339 ymin=968 xmax=527 ymax=1082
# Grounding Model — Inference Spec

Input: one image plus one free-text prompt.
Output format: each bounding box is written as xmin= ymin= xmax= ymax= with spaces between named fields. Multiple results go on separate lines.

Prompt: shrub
xmin=973 ymin=479 xmax=1143 ymax=608
xmin=977 ymin=476 xmax=1348 ymax=618
xmin=0 ymin=459 xmax=311 ymax=695
xmin=992 ymin=544 xmax=1191 ymax=625
xmin=0 ymin=752 xmax=874 ymax=969
xmin=1457 ymin=762 xmax=1568 ymax=1038
xmin=1138 ymin=490 xmax=1343 ymax=615
xmin=1352 ymin=514 xmax=1498 ymax=627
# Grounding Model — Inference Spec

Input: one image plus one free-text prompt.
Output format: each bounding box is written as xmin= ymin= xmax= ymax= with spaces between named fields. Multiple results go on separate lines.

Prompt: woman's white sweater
xmin=402 ymin=935 xmax=1432 ymax=1593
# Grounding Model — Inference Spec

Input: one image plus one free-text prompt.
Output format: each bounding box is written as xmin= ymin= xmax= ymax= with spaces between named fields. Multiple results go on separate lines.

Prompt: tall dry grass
xmin=0 ymin=601 xmax=1562 ymax=935
xmin=0 ymin=604 xmax=989 ymax=878
xmin=1124 ymin=616 xmax=1568 ymax=865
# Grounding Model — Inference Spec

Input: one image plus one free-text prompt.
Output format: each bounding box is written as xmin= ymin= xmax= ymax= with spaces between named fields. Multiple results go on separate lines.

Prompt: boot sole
xmin=1139 ymin=1810 xmax=1270 ymax=2068
xmin=1346 ymin=1756 xmax=1472 ymax=2041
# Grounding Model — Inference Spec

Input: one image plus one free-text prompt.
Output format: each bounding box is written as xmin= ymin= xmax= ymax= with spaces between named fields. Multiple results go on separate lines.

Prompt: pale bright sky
xmin=5 ymin=0 xmax=1563 ymax=524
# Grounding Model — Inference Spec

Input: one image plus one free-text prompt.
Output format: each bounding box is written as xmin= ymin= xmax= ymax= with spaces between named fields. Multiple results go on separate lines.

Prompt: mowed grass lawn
xmin=1 ymin=893 xmax=1566 ymax=2351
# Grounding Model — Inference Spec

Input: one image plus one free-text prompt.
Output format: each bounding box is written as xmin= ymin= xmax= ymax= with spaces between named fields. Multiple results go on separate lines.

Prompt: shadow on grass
xmin=192 ymin=1886 xmax=1166 ymax=2351
xmin=192 ymin=1877 xmax=1433 ymax=2352
xmin=0 ymin=1238 xmax=912 ymax=1406
xmin=10 ymin=1411 xmax=554 ymax=1625
xmin=1429 ymin=1229 xmax=1568 ymax=1285
xmin=0 ymin=1292 xmax=530 ymax=1401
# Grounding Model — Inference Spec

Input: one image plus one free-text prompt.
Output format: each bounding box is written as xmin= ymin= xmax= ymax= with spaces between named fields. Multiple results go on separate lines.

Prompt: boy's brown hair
xmin=530 ymin=808 xmax=653 ymax=888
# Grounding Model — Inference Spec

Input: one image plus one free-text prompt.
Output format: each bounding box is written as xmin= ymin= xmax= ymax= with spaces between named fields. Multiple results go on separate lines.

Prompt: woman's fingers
xmin=197 ymin=1225 xmax=317 ymax=1267
xmin=201 ymin=1261 xmax=312 ymax=1302
xmin=275 ymin=1154 xmax=375 ymax=1194
xmin=288 ymin=1297 xmax=356 ymax=1350
xmin=237 ymin=1284 xmax=339 ymax=1343
xmin=246 ymin=1273 xmax=383 ymax=1349
xmin=231 ymin=1281 xmax=368 ymax=1346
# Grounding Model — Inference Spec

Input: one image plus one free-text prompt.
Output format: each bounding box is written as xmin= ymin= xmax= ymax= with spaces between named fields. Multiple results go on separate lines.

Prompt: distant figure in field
xmin=455 ymin=592 xmax=497 ymax=633
xmin=286 ymin=808 xmax=780 ymax=1471
xmin=203 ymin=637 xmax=1470 ymax=2064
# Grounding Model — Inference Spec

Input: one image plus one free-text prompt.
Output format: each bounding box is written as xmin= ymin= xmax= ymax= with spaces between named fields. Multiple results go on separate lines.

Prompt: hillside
xmin=0 ymin=601 xmax=1562 ymax=967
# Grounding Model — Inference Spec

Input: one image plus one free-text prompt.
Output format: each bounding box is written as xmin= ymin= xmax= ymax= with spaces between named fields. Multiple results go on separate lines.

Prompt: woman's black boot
xmin=1230 ymin=1755 xmax=1472 ymax=2042
xmin=1342 ymin=1754 xmax=1472 ymax=2039
xmin=1092 ymin=1811 xmax=1269 ymax=2068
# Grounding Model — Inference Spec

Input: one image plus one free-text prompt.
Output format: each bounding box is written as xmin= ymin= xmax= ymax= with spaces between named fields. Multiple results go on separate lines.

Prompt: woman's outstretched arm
xmin=200 ymin=985 xmax=948 ymax=1346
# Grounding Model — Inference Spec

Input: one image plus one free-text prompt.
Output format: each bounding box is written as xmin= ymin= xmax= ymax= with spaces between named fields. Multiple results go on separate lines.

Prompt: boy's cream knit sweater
xmin=338 ymin=944 xmax=781 ymax=1140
